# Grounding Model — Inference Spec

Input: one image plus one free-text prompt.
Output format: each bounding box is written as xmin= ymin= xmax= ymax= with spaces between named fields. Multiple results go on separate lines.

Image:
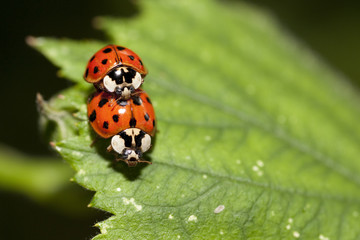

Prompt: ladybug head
xmin=120 ymin=148 xmax=152 ymax=167
xmin=103 ymin=66 xmax=143 ymax=100
xmin=111 ymin=128 xmax=152 ymax=167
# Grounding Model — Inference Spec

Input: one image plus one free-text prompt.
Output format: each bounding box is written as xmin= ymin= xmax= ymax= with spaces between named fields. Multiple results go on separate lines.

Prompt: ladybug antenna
xmin=120 ymin=158 xmax=152 ymax=167
xmin=131 ymin=89 xmax=143 ymax=97
xmin=138 ymin=159 xmax=152 ymax=165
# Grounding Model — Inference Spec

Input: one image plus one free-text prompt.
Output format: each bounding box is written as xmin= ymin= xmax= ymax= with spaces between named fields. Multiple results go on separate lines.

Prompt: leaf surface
xmin=31 ymin=0 xmax=360 ymax=239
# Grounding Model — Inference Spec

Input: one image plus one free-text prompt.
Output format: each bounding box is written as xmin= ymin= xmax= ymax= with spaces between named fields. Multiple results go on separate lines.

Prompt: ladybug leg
xmin=90 ymin=136 xmax=100 ymax=147
xmin=107 ymin=144 xmax=113 ymax=152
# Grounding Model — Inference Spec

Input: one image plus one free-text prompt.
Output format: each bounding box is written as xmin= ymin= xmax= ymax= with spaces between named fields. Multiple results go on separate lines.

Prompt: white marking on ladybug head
xmin=111 ymin=135 xmax=125 ymax=154
xmin=132 ymin=71 xmax=143 ymax=89
xmin=141 ymin=133 xmax=151 ymax=152
xmin=103 ymin=74 xmax=117 ymax=93
xmin=121 ymin=87 xmax=132 ymax=100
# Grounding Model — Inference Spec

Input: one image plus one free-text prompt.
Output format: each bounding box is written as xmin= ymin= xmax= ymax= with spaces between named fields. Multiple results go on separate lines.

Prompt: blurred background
xmin=0 ymin=0 xmax=359 ymax=239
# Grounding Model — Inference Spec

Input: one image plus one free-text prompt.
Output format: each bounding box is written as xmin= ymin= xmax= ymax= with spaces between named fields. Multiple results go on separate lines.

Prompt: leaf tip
xmin=25 ymin=36 xmax=45 ymax=48
xmin=92 ymin=16 xmax=104 ymax=30
xmin=25 ymin=35 xmax=36 ymax=47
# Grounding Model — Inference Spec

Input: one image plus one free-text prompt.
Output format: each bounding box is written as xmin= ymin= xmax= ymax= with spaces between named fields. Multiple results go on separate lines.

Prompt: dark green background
xmin=1 ymin=0 xmax=359 ymax=239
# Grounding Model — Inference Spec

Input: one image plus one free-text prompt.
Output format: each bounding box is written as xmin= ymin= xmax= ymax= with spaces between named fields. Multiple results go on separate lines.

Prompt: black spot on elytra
xmin=120 ymin=131 xmax=132 ymax=147
xmin=93 ymin=66 xmax=99 ymax=74
xmin=103 ymin=48 xmax=112 ymax=53
xmin=144 ymin=113 xmax=150 ymax=121
xmin=103 ymin=121 xmax=109 ymax=129
xmin=135 ymin=130 xmax=146 ymax=148
xmin=146 ymin=97 xmax=152 ymax=104
xmin=98 ymin=98 xmax=108 ymax=108
xmin=117 ymin=99 xmax=128 ymax=106
xmin=132 ymin=96 xmax=142 ymax=106
xmin=128 ymin=55 xmax=135 ymax=61
xmin=113 ymin=115 xmax=119 ymax=122
xmin=89 ymin=110 xmax=96 ymax=122
xmin=90 ymin=55 xmax=95 ymax=62
xmin=117 ymin=46 xmax=125 ymax=51
xmin=139 ymin=59 xmax=143 ymax=66
xmin=153 ymin=119 xmax=156 ymax=127
xmin=85 ymin=68 xmax=89 ymax=78
xmin=129 ymin=118 xmax=137 ymax=127
xmin=101 ymin=59 xmax=108 ymax=65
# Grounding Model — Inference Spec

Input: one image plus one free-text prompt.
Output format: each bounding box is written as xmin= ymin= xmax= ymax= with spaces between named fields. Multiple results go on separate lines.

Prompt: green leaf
xmin=0 ymin=144 xmax=72 ymax=200
xmin=30 ymin=0 xmax=360 ymax=239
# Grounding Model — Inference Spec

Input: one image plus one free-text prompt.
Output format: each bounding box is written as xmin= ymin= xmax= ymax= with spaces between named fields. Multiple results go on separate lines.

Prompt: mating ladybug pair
xmin=84 ymin=45 xmax=156 ymax=166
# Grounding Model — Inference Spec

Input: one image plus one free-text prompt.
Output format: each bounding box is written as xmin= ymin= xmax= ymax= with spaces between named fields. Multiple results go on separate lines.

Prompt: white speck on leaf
xmin=256 ymin=160 xmax=264 ymax=167
xmin=203 ymin=174 xmax=208 ymax=179
xmin=220 ymin=230 xmax=224 ymax=235
xmin=236 ymin=159 xmax=241 ymax=164
xmin=205 ymin=135 xmax=211 ymax=141
xmin=78 ymin=169 xmax=85 ymax=175
xmin=293 ymin=231 xmax=300 ymax=238
xmin=288 ymin=218 xmax=293 ymax=223
xmin=214 ymin=205 xmax=225 ymax=213
xmin=116 ymin=187 xmax=121 ymax=192
xmin=252 ymin=165 xmax=263 ymax=176
xmin=286 ymin=224 xmax=291 ymax=230
xmin=100 ymin=223 xmax=109 ymax=234
xmin=177 ymin=235 xmax=181 ymax=239
xmin=187 ymin=215 xmax=197 ymax=222
xmin=72 ymin=151 xmax=83 ymax=158
xmin=122 ymin=197 xmax=142 ymax=211
xmin=319 ymin=234 xmax=330 ymax=240
xmin=168 ymin=214 xmax=174 ymax=220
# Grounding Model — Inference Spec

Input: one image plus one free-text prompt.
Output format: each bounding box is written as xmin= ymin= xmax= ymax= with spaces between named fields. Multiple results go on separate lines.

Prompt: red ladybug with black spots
xmin=87 ymin=89 xmax=156 ymax=166
xmin=84 ymin=44 xmax=147 ymax=100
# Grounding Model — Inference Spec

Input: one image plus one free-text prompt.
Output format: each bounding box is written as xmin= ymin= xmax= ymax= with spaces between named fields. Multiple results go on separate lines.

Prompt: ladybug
xmin=87 ymin=89 xmax=156 ymax=138
xmin=87 ymin=89 xmax=156 ymax=166
xmin=84 ymin=44 xmax=147 ymax=100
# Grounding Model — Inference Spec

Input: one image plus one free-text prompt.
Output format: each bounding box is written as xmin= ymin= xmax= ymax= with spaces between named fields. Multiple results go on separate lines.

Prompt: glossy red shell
xmin=84 ymin=44 xmax=147 ymax=83
xmin=87 ymin=89 xmax=156 ymax=138
xmin=132 ymin=91 xmax=156 ymax=137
